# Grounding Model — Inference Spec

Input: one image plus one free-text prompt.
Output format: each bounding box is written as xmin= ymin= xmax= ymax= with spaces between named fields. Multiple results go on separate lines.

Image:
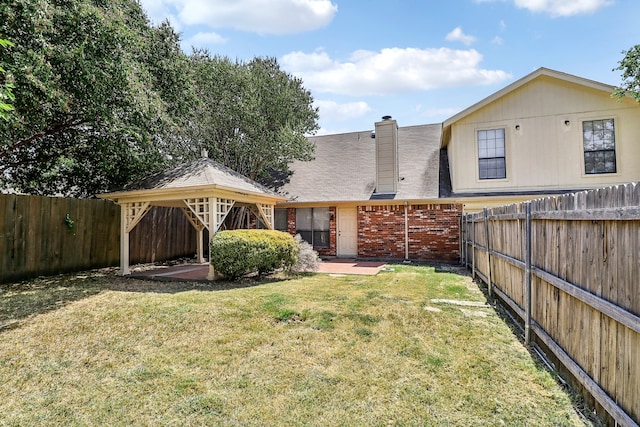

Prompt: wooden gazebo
xmin=98 ymin=157 xmax=286 ymax=278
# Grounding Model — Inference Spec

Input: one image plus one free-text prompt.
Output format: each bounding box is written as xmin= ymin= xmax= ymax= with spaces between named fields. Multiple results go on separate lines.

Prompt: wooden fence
xmin=461 ymin=183 xmax=640 ymax=426
xmin=0 ymin=194 xmax=197 ymax=283
xmin=129 ymin=204 xmax=200 ymax=265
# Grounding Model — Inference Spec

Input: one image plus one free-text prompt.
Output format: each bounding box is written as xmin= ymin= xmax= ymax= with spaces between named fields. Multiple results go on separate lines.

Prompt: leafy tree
xmin=180 ymin=53 xmax=319 ymax=228
xmin=0 ymin=38 xmax=15 ymax=121
xmin=0 ymin=0 xmax=192 ymax=196
xmin=0 ymin=0 xmax=318 ymax=198
xmin=613 ymin=45 xmax=640 ymax=102
xmin=183 ymin=52 xmax=319 ymax=183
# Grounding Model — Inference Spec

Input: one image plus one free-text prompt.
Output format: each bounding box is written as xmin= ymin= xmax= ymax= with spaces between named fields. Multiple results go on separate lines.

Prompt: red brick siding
xmin=286 ymin=204 xmax=461 ymax=261
xmin=407 ymin=204 xmax=461 ymax=261
xmin=287 ymin=208 xmax=296 ymax=235
xmin=358 ymin=204 xmax=461 ymax=261
xmin=317 ymin=206 xmax=337 ymax=257
xmin=358 ymin=205 xmax=406 ymax=258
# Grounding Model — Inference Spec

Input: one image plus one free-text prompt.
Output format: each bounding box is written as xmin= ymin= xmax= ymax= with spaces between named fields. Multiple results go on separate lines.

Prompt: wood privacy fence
xmin=129 ymin=204 xmax=200 ymax=265
xmin=461 ymin=183 xmax=640 ymax=426
xmin=0 ymin=194 xmax=197 ymax=283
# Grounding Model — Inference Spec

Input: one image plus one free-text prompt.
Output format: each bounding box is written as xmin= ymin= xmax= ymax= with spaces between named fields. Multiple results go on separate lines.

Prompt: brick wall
xmin=285 ymin=203 xmax=461 ymax=262
xmin=358 ymin=205 xmax=406 ymax=258
xmin=358 ymin=203 xmax=461 ymax=261
xmin=287 ymin=208 xmax=296 ymax=235
xmin=406 ymin=204 xmax=461 ymax=261
xmin=320 ymin=206 xmax=337 ymax=257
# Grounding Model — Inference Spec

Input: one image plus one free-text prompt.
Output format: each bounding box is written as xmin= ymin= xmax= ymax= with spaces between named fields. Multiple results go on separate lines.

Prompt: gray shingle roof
xmin=124 ymin=157 xmax=278 ymax=196
xmin=276 ymin=123 xmax=442 ymax=203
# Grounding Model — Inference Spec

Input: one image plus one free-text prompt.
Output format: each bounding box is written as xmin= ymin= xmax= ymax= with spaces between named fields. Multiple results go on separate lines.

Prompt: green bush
xmin=209 ymin=230 xmax=298 ymax=280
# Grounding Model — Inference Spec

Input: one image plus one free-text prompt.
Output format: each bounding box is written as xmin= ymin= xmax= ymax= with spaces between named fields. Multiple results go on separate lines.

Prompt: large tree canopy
xmin=182 ymin=52 xmax=318 ymax=183
xmin=0 ymin=0 xmax=192 ymax=196
xmin=0 ymin=0 xmax=318 ymax=197
xmin=0 ymin=39 xmax=15 ymax=121
xmin=613 ymin=45 xmax=640 ymax=103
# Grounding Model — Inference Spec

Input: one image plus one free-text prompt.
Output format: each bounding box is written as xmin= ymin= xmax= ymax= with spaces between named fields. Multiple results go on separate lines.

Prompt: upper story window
xmin=477 ymin=128 xmax=506 ymax=179
xmin=583 ymin=119 xmax=616 ymax=174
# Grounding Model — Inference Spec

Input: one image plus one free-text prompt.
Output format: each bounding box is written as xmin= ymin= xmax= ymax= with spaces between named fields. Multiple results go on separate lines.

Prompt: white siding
xmin=447 ymin=76 xmax=640 ymax=194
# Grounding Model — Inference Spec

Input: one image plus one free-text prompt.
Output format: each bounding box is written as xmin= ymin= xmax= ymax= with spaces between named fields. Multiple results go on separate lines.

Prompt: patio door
xmin=337 ymin=207 xmax=357 ymax=257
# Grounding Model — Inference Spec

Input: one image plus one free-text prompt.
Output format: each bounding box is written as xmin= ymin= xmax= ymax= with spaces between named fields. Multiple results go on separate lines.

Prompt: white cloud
xmin=515 ymin=0 xmax=613 ymax=16
xmin=492 ymin=36 xmax=504 ymax=45
xmin=281 ymin=48 xmax=512 ymax=96
xmin=183 ymin=32 xmax=228 ymax=49
xmin=138 ymin=0 xmax=183 ymax=29
xmin=475 ymin=0 xmax=613 ymax=16
xmin=139 ymin=0 xmax=337 ymax=34
xmin=315 ymin=100 xmax=372 ymax=122
xmin=445 ymin=27 xmax=477 ymax=46
xmin=176 ymin=0 xmax=337 ymax=34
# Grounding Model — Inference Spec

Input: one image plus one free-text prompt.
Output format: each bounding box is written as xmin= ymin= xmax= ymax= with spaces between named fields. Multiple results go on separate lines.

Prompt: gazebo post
xmin=207 ymin=197 xmax=218 ymax=280
xmin=196 ymin=228 xmax=205 ymax=264
xmin=120 ymin=204 xmax=130 ymax=275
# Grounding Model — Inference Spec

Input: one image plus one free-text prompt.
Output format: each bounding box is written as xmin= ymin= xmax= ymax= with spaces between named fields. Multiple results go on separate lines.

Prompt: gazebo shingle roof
xmin=123 ymin=157 xmax=278 ymax=197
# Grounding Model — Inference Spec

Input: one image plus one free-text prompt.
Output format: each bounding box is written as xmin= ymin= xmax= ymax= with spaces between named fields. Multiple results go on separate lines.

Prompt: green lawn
xmin=0 ymin=265 xmax=590 ymax=426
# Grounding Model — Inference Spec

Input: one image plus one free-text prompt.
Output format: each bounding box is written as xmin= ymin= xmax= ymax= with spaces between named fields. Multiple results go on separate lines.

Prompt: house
xmin=273 ymin=118 xmax=462 ymax=262
xmin=275 ymin=67 xmax=640 ymax=259
xmin=440 ymin=67 xmax=640 ymax=211
xmin=100 ymin=67 xmax=639 ymax=268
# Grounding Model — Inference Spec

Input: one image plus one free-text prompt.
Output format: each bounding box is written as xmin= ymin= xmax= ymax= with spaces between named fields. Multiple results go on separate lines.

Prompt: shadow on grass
xmin=0 ymin=261 xmax=457 ymax=335
xmin=0 ymin=274 xmax=105 ymax=332
xmin=461 ymin=269 xmax=605 ymax=427
xmin=108 ymin=274 xmax=289 ymax=294
xmin=0 ymin=269 xmax=293 ymax=333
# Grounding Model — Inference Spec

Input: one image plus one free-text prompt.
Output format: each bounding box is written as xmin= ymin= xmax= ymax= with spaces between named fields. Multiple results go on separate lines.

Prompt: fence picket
xmin=464 ymin=183 xmax=640 ymax=426
xmin=524 ymin=202 xmax=532 ymax=345
xmin=0 ymin=195 xmax=11 ymax=282
xmin=0 ymin=194 xmax=198 ymax=283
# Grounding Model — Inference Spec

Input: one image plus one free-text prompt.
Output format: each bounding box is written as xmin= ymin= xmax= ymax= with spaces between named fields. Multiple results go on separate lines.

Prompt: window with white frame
xmin=477 ymin=128 xmax=506 ymax=179
xmin=296 ymin=208 xmax=330 ymax=248
xmin=583 ymin=119 xmax=616 ymax=174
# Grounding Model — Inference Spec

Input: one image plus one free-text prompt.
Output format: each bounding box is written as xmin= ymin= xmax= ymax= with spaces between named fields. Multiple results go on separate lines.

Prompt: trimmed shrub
xmin=291 ymin=234 xmax=320 ymax=273
xmin=209 ymin=230 xmax=298 ymax=280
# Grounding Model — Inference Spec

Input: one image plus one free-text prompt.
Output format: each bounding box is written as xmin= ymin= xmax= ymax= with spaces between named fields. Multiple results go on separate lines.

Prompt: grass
xmin=0 ymin=264 xmax=591 ymax=426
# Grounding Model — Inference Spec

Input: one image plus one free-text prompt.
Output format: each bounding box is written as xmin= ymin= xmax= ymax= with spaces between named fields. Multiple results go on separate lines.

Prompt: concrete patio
xmin=130 ymin=259 xmax=387 ymax=282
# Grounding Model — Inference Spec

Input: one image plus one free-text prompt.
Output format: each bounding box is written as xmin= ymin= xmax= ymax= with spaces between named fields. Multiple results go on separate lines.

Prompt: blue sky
xmin=139 ymin=0 xmax=640 ymax=135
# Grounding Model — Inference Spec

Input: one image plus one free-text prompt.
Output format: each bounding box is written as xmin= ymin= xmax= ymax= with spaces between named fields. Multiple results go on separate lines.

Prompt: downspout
xmin=404 ymin=201 xmax=409 ymax=261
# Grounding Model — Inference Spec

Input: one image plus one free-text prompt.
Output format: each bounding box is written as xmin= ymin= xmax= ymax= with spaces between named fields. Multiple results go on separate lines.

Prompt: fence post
xmin=484 ymin=207 xmax=492 ymax=297
xmin=524 ymin=202 xmax=532 ymax=345
xmin=471 ymin=216 xmax=476 ymax=279
xmin=463 ymin=215 xmax=468 ymax=267
xmin=459 ymin=214 xmax=464 ymax=265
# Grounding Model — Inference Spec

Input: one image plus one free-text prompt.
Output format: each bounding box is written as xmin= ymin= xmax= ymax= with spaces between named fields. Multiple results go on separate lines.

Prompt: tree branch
xmin=0 ymin=118 xmax=89 ymax=159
